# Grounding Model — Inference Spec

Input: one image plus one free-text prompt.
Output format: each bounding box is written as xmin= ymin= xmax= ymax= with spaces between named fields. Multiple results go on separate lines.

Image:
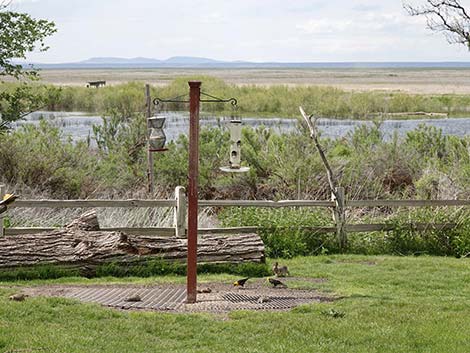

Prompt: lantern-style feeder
xmin=148 ymin=116 xmax=167 ymax=152
xmin=220 ymin=119 xmax=250 ymax=173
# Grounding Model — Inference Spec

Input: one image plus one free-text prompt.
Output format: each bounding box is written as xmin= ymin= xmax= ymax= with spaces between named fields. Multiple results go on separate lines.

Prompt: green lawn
xmin=1 ymin=255 xmax=470 ymax=352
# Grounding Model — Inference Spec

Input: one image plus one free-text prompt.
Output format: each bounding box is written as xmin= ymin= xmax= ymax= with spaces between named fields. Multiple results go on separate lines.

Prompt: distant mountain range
xmin=21 ymin=56 xmax=470 ymax=69
xmin=78 ymin=56 xmax=224 ymax=65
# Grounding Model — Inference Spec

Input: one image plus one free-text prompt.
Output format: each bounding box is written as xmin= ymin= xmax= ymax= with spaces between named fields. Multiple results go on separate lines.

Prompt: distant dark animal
xmin=268 ymin=278 xmax=287 ymax=288
xmin=87 ymin=80 xmax=106 ymax=88
xmin=233 ymin=277 xmax=249 ymax=287
xmin=272 ymin=262 xmax=290 ymax=277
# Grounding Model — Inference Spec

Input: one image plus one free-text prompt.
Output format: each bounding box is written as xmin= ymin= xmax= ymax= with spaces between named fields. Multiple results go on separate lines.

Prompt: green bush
xmin=0 ymin=261 xmax=269 ymax=281
xmin=0 ymin=120 xmax=96 ymax=197
xmin=3 ymin=109 xmax=470 ymax=202
xmin=219 ymin=205 xmax=470 ymax=258
xmin=384 ymin=207 xmax=470 ymax=256
xmin=0 ymin=265 xmax=79 ymax=281
xmin=220 ymin=207 xmax=332 ymax=258
xmin=95 ymin=260 xmax=270 ymax=278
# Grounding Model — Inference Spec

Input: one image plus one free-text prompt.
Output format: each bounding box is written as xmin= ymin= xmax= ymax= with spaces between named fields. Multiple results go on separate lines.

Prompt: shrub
xmin=220 ymin=207 xmax=332 ymax=258
xmin=384 ymin=207 xmax=470 ymax=256
xmin=0 ymin=120 xmax=96 ymax=197
xmin=0 ymin=265 xmax=79 ymax=281
xmin=95 ymin=260 xmax=270 ymax=278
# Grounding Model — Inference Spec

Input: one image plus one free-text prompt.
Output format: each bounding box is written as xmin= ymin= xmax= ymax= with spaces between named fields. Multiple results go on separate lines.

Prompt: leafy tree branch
xmin=0 ymin=4 xmax=56 ymax=127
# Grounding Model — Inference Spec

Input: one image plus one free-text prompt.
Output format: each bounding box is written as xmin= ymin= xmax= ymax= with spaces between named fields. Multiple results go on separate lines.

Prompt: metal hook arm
xmin=153 ymin=92 xmax=238 ymax=107
xmin=200 ymin=92 xmax=238 ymax=106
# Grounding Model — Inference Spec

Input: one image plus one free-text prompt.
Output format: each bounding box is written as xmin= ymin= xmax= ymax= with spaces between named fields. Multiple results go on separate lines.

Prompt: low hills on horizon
xmin=22 ymin=56 xmax=470 ymax=69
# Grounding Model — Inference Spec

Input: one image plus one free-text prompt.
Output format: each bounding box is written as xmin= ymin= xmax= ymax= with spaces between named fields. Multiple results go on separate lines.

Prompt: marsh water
xmin=13 ymin=111 xmax=470 ymax=142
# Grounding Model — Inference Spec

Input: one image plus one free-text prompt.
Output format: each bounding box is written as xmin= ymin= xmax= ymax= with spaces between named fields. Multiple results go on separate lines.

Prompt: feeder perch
xmin=220 ymin=120 xmax=250 ymax=173
xmin=149 ymin=116 xmax=167 ymax=152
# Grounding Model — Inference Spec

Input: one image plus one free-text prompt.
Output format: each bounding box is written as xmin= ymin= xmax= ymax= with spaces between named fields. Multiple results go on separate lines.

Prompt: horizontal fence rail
xmin=11 ymin=199 xmax=470 ymax=209
xmin=347 ymin=200 xmax=470 ymax=207
xmin=199 ymin=200 xmax=335 ymax=207
xmin=1 ymin=185 xmax=469 ymax=243
xmin=5 ymin=227 xmax=176 ymax=236
xmin=3 ymin=223 xmax=458 ymax=237
xmin=11 ymin=199 xmax=176 ymax=208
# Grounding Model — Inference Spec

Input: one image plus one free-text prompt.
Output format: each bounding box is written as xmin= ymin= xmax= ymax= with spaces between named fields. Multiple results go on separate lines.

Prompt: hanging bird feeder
xmin=148 ymin=115 xmax=167 ymax=152
xmin=220 ymin=119 xmax=250 ymax=173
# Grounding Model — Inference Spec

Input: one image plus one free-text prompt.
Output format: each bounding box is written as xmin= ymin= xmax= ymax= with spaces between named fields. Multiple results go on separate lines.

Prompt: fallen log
xmin=0 ymin=211 xmax=265 ymax=274
xmin=368 ymin=111 xmax=448 ymax=118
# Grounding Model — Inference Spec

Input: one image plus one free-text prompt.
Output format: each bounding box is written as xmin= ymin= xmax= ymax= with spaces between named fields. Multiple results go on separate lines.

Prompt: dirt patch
xmin=17 ymin=278 xmax=335 ymax=313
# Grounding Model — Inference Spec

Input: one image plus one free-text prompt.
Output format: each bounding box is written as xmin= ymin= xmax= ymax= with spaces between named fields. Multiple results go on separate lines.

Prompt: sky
xmin=10 ymin=0 xmax=470 ymax=63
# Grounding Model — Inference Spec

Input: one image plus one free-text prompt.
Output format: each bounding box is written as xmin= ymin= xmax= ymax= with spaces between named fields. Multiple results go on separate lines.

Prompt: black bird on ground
xmin=268 ymin=278 xmax=287 ymax=288
xmin=233 ymin=277 xmax=249 ymax=287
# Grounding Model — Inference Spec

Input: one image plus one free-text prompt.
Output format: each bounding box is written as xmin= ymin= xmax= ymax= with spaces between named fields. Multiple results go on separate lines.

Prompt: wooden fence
xmin=1 ymin=186 xmax=468 ymax=247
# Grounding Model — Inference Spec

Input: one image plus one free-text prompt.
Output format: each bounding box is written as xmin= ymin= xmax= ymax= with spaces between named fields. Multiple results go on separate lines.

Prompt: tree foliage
xmin=404 ymin=0 xmax=470 ymax=49
xmin=0 ymin=3 xmax=56 ymax=128
xmin=0 ymin=6 xmax=56 ymax=79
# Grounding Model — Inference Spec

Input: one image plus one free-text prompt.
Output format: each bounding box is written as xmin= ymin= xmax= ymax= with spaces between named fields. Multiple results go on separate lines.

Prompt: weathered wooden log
xmin=0 ymin=211 xmax=265 ymax=273
xmin=65 ymin=210 xmax=100 ymax=231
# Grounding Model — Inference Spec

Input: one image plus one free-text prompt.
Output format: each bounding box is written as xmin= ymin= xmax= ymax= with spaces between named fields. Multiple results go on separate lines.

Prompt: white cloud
xmin=10 ymin=0 xmax=39 ymax=3
xmin=11 ymin=0 xmax=470 ymax=62
xmin=297 ymin=12 xmax=425 ymax=36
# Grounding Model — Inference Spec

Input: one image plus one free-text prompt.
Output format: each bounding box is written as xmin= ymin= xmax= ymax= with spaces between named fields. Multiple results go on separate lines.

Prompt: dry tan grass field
xmin=32 ymin=68 xmax=470 ymax=94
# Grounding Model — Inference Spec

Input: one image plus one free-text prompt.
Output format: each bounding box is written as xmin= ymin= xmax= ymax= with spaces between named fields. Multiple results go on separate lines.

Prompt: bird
xmin=0 ymin=193 xmax=18 ymax=215
xmin=0 ymin=194 xmax=18 ymax=206
xmin=9 ymin=293 xmax=27 ymax=301
xmin=268 ymin=278 xmax=287 ymax=288
xmin=125 ymin=294 xmax=142 ymax=302
xmin=233 ymin=277 xmax=249 ymax=287
xmin=272 ymin=262 xmax=290 ymax=277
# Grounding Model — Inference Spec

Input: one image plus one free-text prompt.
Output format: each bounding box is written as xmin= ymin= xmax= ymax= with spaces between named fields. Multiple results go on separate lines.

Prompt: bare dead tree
xmin=299 ymin=107 xmax=347 ymax=249
xmin=0 ymin=1 xmax=11 ymax=10
xmin=404 ymin=0 xmax=470 ymax=49
xmin=299 ymin=106 xmax=338 ymax=197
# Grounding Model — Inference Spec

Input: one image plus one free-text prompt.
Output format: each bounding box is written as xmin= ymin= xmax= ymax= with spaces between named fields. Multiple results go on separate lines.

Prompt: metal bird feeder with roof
xmin=148 ymin=115 xmax=167 ymax=152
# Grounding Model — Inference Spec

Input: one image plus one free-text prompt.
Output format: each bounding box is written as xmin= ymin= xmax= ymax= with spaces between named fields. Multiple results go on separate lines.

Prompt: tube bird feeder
xmin=220 ymin=119 xmax=250 ymax=173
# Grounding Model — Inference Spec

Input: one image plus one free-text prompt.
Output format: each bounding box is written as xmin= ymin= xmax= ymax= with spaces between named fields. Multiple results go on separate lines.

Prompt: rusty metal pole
xmin=187 ymin=81 xmax=201 ymax=303
xmin=145 ymin=84 xmax=155 ymax=194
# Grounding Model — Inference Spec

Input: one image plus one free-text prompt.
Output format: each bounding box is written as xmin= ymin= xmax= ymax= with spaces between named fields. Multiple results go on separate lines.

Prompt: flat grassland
xmin=1 ymin=255 xmax=470 ymax=352
xmin=35 ymin=67 xmax=470 ymax=94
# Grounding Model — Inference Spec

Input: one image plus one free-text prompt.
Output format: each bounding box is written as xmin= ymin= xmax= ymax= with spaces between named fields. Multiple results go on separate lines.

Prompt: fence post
xmin=332 ymin=186 xmax=347 ymax=250
xmin=145 ymin=84 xmax=155 ymax=194
xmin=0 ymin=184 xmax=4 ymax=236
xmin=174 ymin=186 xmax=187 ymax=237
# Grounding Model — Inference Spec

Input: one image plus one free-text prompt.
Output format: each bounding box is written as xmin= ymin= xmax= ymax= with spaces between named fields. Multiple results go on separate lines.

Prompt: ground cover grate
xmin=21 ymin=281 xmax=333 ymax=313
xmin=222 ymin=292 xmax=315 ymax=310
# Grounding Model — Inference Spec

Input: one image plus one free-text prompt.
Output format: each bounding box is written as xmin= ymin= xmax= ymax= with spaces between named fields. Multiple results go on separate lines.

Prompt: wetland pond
xmin=14 ymin=111 xmax=470 ymax=143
